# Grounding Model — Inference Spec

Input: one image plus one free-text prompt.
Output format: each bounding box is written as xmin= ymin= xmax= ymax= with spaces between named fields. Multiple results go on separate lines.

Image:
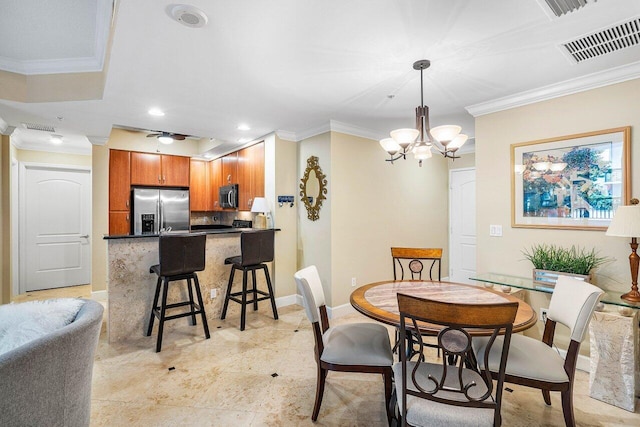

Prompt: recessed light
xmin=203 ymin=153 xmax=214 ymax=159
xmin=170 ymin=5 xmax=208 ymax=28
xmin=148 ymin=108 xmax=165 ymax=117
xmin=237 ymin=124 xmax=250 ymax=131
xmin=50 ymin=134 xmax=63 ymax=144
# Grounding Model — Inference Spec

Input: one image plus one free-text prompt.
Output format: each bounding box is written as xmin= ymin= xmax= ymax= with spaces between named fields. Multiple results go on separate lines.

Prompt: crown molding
xmin=329 ymin=120 xmax=385 ymax=141
xmin=466 ymin=60 xmax=640 ymax=117
xmin=275 ymin=130 xmax=296 ymax=141
xmin=11 ymin=136 xmax=92 ymax=156
xmin=294 ymin=122 xmax=332 ymax=141
xmin=87 ymin=136 xmax=108 ymax=145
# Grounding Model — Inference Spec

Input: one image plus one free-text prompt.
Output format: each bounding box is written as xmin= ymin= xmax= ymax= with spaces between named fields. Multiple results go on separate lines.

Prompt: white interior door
xmin=21 ymin=164 xmax=91 ymax=292
xmin=449 ymin=168 xmax=476 ymax=284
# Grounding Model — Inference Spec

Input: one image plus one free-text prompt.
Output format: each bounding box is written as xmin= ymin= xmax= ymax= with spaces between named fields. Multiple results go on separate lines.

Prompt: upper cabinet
xmin=190 ymin=159 xmax=213 ymax=212
xmin=108 ymin=149 xmax=131 ymax=235
xmin=131 ymin=152 xmax=189 ymax=187
xmin=221 ymin=152 xmax=238 ymax=186
xmin=210 ymin=158 xmax=222 ymax=211
xmin=237 ymin=142 xmax=265 ymax=211
xmin=109 ymin=150 xmax=131 ymax=211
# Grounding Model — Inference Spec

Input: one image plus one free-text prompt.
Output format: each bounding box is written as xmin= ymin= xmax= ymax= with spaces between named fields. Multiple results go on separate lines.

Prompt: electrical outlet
xmin=540 ymin=308 xmax=548 ymax=323
xmin=351 ymin=277 xmax=357 ymax=287
xmin=210 ymin=289 xmax=217 ymax=299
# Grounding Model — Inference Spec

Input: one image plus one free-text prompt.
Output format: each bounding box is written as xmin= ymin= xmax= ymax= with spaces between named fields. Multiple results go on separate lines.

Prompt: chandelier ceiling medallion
xmin=380 ymin=60 xmax=468 ymax=166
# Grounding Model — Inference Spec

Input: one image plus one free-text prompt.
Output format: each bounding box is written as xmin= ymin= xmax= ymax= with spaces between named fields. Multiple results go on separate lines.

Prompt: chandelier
xmin=380 ymin=60 xmax=468 ymax=166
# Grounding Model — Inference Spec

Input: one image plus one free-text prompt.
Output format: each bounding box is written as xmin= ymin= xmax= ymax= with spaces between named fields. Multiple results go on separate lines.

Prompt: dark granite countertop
xmin=103 ymin=227 xmax=279 ymax=240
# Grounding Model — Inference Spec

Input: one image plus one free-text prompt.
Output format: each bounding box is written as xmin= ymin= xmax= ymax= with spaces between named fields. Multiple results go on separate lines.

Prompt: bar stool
xmin=146 ymin=233 xmax=210 ymax=352
xmin=221 ymin=230 xmax=278 ymax=331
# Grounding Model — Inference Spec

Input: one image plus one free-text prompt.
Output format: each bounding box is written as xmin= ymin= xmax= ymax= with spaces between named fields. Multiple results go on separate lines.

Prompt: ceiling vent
xmin=170 ymin=5 xmax=208 ymax=28
xmin=543 ymin=0 xmax=595 ymax=17
xmin=562 ymin=17 xmax=640 ymax=63
xmin=22 ymin=123 xmax=56 ymax=132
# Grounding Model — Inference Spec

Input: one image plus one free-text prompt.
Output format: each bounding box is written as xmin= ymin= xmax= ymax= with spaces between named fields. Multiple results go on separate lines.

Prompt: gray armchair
xmin=0 ymin=299 xmax=104 ymax=427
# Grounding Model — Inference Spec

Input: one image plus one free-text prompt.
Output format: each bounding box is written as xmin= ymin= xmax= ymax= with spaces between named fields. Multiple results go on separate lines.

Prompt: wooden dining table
xmin=350 ymin=280 xmax=537 ymax=335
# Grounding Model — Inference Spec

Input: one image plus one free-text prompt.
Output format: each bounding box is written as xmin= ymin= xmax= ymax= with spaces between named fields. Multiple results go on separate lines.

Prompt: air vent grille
xmin=22 ymin=123 xmax=56 ymax=132
xmin=563 ymin=18 xmax=640 ymax=63
xmin=544 ymin=0 xmax=594 ymax=17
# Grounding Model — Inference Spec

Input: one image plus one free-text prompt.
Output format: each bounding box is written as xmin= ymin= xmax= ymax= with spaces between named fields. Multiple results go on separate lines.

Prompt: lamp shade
xmin=379 ymin=138 xmax=401 ymax=155
xmin=448 ymin=134 xmax=468 ymax=150
xmin=251 ymin=197 xmax=269 ymax=213
xmin=606 ymin=204 xmax=640 ymax=237
xmin=430 ymin=125 xmax=461 ymax=143
xmin=158 ymin=136 xmax=173 ymax=144
xmin=390 ymin=128 xmax=419 ymax=149
xmin=413 ymin=143 xmax=432 ymax=160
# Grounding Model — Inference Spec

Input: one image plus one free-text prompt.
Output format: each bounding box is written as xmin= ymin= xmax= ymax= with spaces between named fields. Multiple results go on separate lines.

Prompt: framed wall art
xmin=511 ymin=127 xmax=631 ymax=231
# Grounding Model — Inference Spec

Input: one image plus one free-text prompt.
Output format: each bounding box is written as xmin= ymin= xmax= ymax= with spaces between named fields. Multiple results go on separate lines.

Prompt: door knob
xmin=80 ymin=235 xmax=89 ymax=239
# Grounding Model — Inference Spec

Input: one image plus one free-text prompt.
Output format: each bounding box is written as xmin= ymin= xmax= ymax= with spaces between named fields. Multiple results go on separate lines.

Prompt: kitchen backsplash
xmin=190 ymin=211 xmax=255 ymax=226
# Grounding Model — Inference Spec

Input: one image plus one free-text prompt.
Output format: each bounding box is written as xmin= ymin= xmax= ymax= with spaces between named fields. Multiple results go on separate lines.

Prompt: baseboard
xmin=327 ymin=302 xmax=357 ymax=319
xmin=274 ymin=293 xmax=298 ymax=308
xmin=91 ymin=290 xmax=107 ymax=301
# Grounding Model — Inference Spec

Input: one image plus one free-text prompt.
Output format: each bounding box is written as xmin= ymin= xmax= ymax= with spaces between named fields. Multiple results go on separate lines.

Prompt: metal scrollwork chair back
xmin=395 ymin=293 xmax=518 ymax=427
xmin=391 ymin=247 xmax=442 ymax=281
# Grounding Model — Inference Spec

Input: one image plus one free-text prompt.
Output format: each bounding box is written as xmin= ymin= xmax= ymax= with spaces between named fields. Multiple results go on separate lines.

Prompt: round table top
xmin=350 ymin=280 xmax=537 ymax=335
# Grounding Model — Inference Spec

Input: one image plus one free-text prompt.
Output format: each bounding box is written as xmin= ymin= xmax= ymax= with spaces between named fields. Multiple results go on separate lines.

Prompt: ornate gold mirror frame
xmin=300 ymin=156 xmax=327 ymax=221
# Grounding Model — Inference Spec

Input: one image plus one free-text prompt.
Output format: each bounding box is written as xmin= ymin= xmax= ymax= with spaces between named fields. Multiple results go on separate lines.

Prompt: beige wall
xmin=448 ymin=152 xmax=475 ymax=170
xmin=476 ymin=78 xmax=640 ymax=353
xmin=298 ymin=133 xmax=333 ymax=303
xmin=0 ymin=136 xmax=9 ymax=304
xmin=266 ymin=133 xmax=298 ymax=298
xmin=298 ymin=131 xmax=450 ymax=307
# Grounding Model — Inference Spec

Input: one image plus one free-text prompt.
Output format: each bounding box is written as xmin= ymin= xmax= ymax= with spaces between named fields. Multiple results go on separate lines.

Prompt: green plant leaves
xmin=522 ymin=244 xmax=608 ymax=275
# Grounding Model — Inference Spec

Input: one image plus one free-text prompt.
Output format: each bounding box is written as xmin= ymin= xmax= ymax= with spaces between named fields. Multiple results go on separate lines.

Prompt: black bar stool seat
xmin=146 ymin=233 xmax=210 ymax=352
xmin=221 ymin=230 xmax=278 ymax=331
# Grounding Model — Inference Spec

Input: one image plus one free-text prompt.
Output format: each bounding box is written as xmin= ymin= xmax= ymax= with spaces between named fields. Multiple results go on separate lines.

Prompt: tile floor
xmin=12 ymin=286 xmax=640 ymax=426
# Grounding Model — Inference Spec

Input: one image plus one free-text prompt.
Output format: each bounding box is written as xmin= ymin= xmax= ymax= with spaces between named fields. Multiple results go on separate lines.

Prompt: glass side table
xmin=470 ymin=272 xmax=640 ymax=309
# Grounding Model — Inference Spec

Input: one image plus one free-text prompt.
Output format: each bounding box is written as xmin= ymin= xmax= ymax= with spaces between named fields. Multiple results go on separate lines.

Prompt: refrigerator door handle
xmin=156 ymin=198 xmax=161 ymax=233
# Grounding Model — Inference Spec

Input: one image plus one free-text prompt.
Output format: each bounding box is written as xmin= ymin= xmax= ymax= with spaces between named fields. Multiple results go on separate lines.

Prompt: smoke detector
xmin=170 ymin=5 xmax=208 ymax=28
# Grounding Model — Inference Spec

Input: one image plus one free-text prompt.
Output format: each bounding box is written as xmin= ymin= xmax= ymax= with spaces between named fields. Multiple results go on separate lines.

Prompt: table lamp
xmin=605 ymin=198 xmax=640 ymax=302
xmin=251 ymin=197 xmax=270 ymax=229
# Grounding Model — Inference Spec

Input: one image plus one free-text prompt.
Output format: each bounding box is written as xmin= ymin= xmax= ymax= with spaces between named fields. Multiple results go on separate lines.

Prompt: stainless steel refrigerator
xmin=132 ymin=188 xmax=190 ymax=235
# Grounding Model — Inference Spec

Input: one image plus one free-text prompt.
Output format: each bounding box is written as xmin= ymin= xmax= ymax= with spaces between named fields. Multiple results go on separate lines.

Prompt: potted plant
xmin=522 ymin=243 xmax=607 ymax=287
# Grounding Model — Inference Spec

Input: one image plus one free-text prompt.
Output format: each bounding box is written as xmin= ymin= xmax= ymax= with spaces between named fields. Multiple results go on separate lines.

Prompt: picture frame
xmin=511 ymin=127 xmax=631 ymax=231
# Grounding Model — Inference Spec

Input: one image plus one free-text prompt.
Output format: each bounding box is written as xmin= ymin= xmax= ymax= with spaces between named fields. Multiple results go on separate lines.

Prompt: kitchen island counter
xmin=105 ymin=230 xmax=278 ymax=343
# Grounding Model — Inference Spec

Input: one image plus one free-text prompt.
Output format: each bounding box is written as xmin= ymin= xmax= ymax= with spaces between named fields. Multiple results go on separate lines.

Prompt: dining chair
xmin=390 ymin=247 xmax=443 ymax=356
xmin=391 ymin=247 xmax=443 ymax=281
xmin=294 ymin=265 xmax=394 ymax=424
xmin=472 ymin=275 xmax=604 ymax=427
xmin=395 ymin=293 xmax=518 ymax=427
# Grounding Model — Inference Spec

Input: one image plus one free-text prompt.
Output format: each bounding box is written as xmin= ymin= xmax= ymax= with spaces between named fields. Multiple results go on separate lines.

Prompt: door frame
xmin=17 ymin=162 xmax=92 ymax=295
xmin=448 ymin=167 xmax=476 ymax=283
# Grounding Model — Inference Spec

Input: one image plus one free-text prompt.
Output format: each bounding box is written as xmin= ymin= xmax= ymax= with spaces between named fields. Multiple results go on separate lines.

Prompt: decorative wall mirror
xmin=300 ymin=156 xmax=327 ymax=221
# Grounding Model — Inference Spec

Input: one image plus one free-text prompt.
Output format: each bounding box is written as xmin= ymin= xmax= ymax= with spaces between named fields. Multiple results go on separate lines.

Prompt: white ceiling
xmin=1 ymin=0 xmax=640 ymax=156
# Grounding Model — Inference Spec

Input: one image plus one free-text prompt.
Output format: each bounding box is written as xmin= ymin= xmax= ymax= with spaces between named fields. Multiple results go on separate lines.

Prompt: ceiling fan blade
xmin=172 ymin=134 xmax=187 ymax=140
xmin=146 ymin=133 xmax=160 ymax=138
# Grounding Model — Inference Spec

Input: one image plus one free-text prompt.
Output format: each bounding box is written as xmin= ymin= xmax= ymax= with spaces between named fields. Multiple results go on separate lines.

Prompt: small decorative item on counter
xmin=500 ymin=285 xmax=512 ymax=293
xmin=483 ymin=282 xmax=494 ymax=288
xmin=617 ymin=306 xmax=634 ymax=317
xmin=594 ymin=302 xmax=606 ymax=312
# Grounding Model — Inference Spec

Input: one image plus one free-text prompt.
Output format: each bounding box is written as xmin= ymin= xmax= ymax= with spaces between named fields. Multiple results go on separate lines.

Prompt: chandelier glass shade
xmin=380 ymin=60 xmax=468 ymax=166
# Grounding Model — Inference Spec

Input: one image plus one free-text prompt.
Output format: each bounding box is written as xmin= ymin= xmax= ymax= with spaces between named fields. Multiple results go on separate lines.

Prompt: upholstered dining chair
xmin=294 ymin=265 xmax=394 ymax=424
xmin=395 ymin=293 xmax=518 ymax=427
xmin=472 ymin=275 xmax=603 ymax=427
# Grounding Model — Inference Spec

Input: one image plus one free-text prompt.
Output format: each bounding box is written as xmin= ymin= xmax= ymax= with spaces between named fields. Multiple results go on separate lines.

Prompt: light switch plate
xmin=489 ymin=225 xmax=503 ymax=237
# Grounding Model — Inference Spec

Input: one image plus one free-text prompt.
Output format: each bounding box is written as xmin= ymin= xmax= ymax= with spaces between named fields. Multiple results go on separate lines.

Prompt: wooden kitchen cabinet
xmin=221 ymin=152 xmax=238 ymax=186
xmin=162 ymin=155 xmax=190 ymax=187
xmin=109 ymin=150 xmax=131 ymax=211
xmin=190 ymin=159 xmax=213 ymax=211
xmin=109 ymin=150 xmax=131 ymax=235
xmin=130 ymin=152 xmax=189 ymax=187
xmin=237 ymin=142 xmax=265 ymax=211
xmin=210 ymin=158 xmax=222 ymax=210
xmin=109 ymin=212 xmax=131 ymax=235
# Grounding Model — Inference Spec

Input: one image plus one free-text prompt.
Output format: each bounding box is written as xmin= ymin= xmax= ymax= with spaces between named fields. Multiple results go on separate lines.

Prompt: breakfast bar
xmin=104 ymin=228 xmax=274 ymax=343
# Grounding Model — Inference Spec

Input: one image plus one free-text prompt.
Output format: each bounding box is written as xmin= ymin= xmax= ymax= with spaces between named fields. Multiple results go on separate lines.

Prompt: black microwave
xmin=219 ymin=184 xmax=238 ymax=208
